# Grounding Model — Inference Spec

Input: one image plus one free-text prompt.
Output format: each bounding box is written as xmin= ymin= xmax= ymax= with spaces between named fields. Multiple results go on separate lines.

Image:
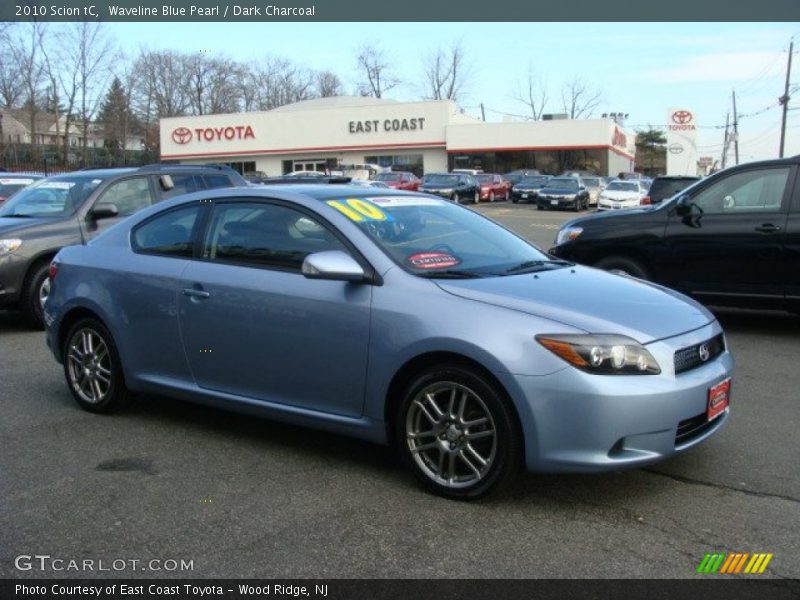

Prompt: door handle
xmin=183 ymin=288 xmax=210 ymax=299
xmin=754 ymin=224 xmax=781 ymax=233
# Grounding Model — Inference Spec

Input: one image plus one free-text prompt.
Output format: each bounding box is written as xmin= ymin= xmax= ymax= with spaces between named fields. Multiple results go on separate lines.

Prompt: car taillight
xmin=49 ymin=261 xmax=59 ymax=280
xmin=640 ymin=196 xmax=651 ymax=205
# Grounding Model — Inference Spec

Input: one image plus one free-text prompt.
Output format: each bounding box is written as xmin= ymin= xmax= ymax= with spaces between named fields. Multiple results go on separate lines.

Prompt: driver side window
xmin=692 ymin=167 xmax=790 ymax=214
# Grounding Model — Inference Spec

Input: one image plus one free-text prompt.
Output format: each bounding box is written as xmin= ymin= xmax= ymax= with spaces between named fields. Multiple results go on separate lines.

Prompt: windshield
xmin=375 ymin=172 xmax=401 ymax=181
xmin=327 ymin=195 xmax=557 ymax=278
xmin=0 ymin=181 xmax=34 ymax=198
xmin=606 ymin=182 xmax=639 ymax=192
xmin=0 ymin=175 xmax=105 ymax=217
xmin=650 ymin=178 xmax=699 ymax=199
xmin=476 ymin=175 xmax=493 ymax=183
xmin=543 ymin=178 xmax=578 ymax=190
xmin=519 ymin=176 xmax=549 ymax=186
xmin=423 ymin=174 xmax=459 ymax=185
xmin=583 ymin=178 xmax=601 ymax=187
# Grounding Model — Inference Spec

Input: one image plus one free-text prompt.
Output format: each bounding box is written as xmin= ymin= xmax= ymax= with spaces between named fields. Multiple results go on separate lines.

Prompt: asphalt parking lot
xmin=1 ymin=201 xmax=798 ymax=579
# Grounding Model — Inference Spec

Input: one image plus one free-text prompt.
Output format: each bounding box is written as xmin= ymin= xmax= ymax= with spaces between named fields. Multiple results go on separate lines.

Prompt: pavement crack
xmin=643 ymin=469 xmax=800 ymax=505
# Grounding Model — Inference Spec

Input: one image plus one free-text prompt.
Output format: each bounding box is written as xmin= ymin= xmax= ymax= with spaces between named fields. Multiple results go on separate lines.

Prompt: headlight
xmin=555 ymin=226 xmax=582 ymax=245
xmin=536 ymin=334 xmax=661 ymax=375
xmin=0 ymin=239 xmax=22 ymax=256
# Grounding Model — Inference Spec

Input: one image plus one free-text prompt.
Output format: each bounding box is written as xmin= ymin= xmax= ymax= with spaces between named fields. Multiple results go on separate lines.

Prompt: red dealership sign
xmin=669 ymin=110 xmax=696 ymax=131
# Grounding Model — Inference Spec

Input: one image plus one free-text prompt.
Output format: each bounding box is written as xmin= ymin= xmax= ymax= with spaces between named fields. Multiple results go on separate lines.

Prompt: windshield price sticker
xmin=407 ymin=252 xmax=461 ymax=270
xmin=327 ymin=198 xmax=393 ymax=222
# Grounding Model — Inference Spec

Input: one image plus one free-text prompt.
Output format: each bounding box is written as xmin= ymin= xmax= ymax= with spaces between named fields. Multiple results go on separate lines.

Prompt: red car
xmin=374 ymin=171 xmax=421 ymax=191
xmin=476 ymin=173 xmax=512 ymax=202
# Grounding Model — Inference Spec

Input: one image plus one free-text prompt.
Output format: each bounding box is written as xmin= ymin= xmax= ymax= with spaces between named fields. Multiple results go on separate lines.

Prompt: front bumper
xmin=0 ymin=252 xmax=27 ymax=308
xmin=496 ymin=322 xmax=734 ymax=473
xmin=538 ymin=196 xmax=578 ymax=209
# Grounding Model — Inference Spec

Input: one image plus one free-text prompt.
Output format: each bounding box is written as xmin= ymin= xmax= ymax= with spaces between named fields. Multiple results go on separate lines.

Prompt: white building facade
xmin=159 ymin=97 xmax=636 ymax=177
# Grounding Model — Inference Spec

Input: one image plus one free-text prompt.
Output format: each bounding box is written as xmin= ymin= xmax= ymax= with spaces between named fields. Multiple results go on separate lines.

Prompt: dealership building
xmin=159 ymin=96 xmax=636 ymax=177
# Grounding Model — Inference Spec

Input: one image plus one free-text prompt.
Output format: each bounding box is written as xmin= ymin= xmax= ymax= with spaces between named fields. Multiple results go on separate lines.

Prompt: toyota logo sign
xmin=671 ymin=110 xmax=694 ymax=125
xmin=668 ymin=143 xmax=684 ymax=154
xmin=171 ymin=127 xmax=193 ymax=145
xmin=698 ymin=343 xmax=710 ymax=362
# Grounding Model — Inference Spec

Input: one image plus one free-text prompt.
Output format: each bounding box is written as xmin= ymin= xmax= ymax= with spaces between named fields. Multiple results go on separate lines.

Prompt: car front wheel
xmin=594 ymin=256 xmax=649 ymax=280
xmin=452 ymin=192 xmax=460 ymax=203
xmin=396 ymin=365 xmax=522 ymax=499
xmin=473 ymin=190 xmax=480 ymax=204
xmin=21 ymin=262 xmax=51 ymax=329
xmin=63 ymin=318 xmax=131 ymax=413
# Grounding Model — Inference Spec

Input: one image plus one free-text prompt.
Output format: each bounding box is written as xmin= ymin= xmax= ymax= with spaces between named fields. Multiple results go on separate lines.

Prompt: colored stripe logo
xmin=697 ymin=552 xmax=773 ymax=574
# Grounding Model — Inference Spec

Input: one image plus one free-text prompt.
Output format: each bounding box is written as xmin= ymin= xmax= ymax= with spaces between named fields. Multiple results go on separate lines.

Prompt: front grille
xmin=674 ymin=334 xmax=725 ymax=374
xmin=675 ymin=412 xmax=716 ymax=446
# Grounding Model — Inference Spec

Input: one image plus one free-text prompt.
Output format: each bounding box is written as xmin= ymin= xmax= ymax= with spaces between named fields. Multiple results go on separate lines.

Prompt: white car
xmin=597 ymin=180 xmax=647 ymax=211
xmin=581 ymin=176 xmax=604 ymax=206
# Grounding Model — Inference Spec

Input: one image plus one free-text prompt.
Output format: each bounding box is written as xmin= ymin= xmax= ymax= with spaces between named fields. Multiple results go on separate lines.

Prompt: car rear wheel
xmin=489 ymin=191 xmax=495 ymax=202
xmin=21 ymin=262 xmax=51 ymax=330
xmin=63 ymin=318 xmax=131 ymax=413
xmin=452 ymin=192 xmax=460 ymax=203
xmin=396 ymin=364 xmax=522 ymax=499
xmin=504 ymin=190 xmax=510 ymax=201
xmin=473 ymin=191 xmax=480 ymax=204
xmin=594 ymin=256 xmax=649 ymax=280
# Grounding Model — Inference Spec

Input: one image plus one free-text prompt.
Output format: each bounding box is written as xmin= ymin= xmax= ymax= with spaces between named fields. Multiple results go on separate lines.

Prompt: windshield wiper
xmin=504 ymin=259 xmax=573 ymax=275
xmin=415 ymin=270 xmax=492 ymax=279
xmin=0 ymin=213 xmax=33 ymax=218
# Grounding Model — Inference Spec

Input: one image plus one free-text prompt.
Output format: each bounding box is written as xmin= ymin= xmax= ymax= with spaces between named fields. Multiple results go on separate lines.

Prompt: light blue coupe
xmin=44 ymin=185 xmax=734 ymax=498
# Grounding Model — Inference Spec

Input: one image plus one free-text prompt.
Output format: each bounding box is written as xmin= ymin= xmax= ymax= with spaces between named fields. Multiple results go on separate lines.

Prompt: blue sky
xmin=108 ymin=21 xmax=800 ymax=161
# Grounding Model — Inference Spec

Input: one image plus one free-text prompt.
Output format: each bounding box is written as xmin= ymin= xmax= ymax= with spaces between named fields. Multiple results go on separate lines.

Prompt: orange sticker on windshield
xmin=407 ymin=252 xmax=461 ymax=270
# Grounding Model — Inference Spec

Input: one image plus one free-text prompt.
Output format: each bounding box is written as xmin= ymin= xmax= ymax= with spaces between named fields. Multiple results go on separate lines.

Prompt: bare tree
xmin=422 ymin=43 xmax=468 ymax=102
xmin=133 ymin=50 xmax=191 ymax=119
xmin=248 ymin=57 xmax=315 ymax=110
xmin=10 ymin=22 xmax=47 ymax=154
xmin=0 ymin=24 xmax=24 ymax=108
xmin=561 ymin=77 xmax=603 ymax=119
xmin=513 ymin=64 xmax=548 ymax=120
xmin=355 ymin=44 xmax=400 ymax=98
xmin=315 ymin=70 xmax=343 ymax=98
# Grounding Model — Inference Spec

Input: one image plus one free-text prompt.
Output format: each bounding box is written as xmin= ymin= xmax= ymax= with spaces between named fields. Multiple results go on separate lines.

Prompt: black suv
xmin=0 ymin=164 xmax=246 ymax=327
xmin=550 ymin=156 xmax=800 ymax=313
xmin=643 ymin=175 xmax=701 ymax=206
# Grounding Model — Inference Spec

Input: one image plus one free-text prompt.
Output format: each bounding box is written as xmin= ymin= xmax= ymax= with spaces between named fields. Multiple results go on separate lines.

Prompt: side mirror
xmin=302 ymin=250 xmax=365 ymax=282
xmin=675 ymin=194 xmax=692 ymax=217
xmin=90 ymin=203 xmax=119 ymax=220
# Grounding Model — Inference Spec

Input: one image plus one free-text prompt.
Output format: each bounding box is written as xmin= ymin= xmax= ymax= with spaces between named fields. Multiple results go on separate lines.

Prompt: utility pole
xmin=779 ymin=39 xmax=794 ymax=158
xmin=721 ymin=112 xmax=730 ymax=169
xmin=480 ymin=103 xmax=486 ymax=122
xmin=731 ymin=90 xmax=740 ymax=165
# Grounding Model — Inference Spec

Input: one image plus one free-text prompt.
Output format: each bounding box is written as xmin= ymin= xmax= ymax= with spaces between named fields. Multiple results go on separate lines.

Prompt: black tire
xmin=594 ymin=256 xmax=650 ymax=280
xmin=20 ymin=261 xmax=51 ymax=330
xmin=573 ymin=198 xmax=581 ymax=212
xmin=452 ymin=192 xmax=460 ymax=204
xmin=395 ymin=364 xmax=522 ymax=499
xmin=511 ymin=197 xmax=518 ymax=204
xmin=62 ymin=318 xmax=132 ymax=413
xmin=504 ymin=190 xmax=510 ymax=202
xmin=536 ymin=204 xmax=543 ymax=210
xmin=473 ymin=190 xmax=480 ymax=204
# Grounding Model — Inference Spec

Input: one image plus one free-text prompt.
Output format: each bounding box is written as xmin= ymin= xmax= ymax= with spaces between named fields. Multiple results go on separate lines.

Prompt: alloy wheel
xmin=66 ymin=328 xmax=113 ymax=405
xmin=405 ymin=382 xmax=497 ymax=489
xmin=38 ymin=277 xmax=51 ymax=310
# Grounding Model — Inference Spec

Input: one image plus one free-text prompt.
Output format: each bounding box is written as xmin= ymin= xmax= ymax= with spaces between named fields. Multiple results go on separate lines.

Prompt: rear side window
xmin=132 ymin=204 xmax=201 ymax=258
xmin=204 ymin=174 xmax=234 ymax=189
xmin=160 ymin=174 xmax=199 ymax=199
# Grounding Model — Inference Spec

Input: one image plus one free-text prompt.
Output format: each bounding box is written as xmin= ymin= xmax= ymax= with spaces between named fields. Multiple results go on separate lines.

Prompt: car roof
xmin=0 ymin=173 xmax=44 ymax=179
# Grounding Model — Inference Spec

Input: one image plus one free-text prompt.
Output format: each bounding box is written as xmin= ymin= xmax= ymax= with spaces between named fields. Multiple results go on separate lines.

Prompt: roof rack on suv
xmin=260 ymin=176 xmax=353 ymax=184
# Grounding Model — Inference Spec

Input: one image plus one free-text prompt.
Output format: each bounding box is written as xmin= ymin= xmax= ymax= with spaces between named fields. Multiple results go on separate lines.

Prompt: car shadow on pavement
xmin=0 ymin=310 xmax=34 ymax=333
xmin=710 ymin=307 xmax=800 ymax=336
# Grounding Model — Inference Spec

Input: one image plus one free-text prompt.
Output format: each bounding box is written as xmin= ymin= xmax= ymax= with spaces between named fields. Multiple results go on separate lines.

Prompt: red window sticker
xmin=407 ymin=252 xmax=461 ymax=270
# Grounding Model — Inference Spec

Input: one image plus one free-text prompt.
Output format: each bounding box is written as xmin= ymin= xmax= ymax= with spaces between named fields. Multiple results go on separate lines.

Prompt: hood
xmin=0 ymin=216 xmax=54 ymax=235
xmin=601 ymin=190 xmax=641 ymax=200
xmin=540 ymin=188 xmax=578 ymax=196
xmin=435 ymin=265 xmax=713 ymax=343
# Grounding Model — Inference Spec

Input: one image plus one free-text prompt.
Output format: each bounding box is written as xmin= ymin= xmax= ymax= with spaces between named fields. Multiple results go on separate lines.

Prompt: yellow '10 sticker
xmin=327 ymin=199 xmax=391 ymax=222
